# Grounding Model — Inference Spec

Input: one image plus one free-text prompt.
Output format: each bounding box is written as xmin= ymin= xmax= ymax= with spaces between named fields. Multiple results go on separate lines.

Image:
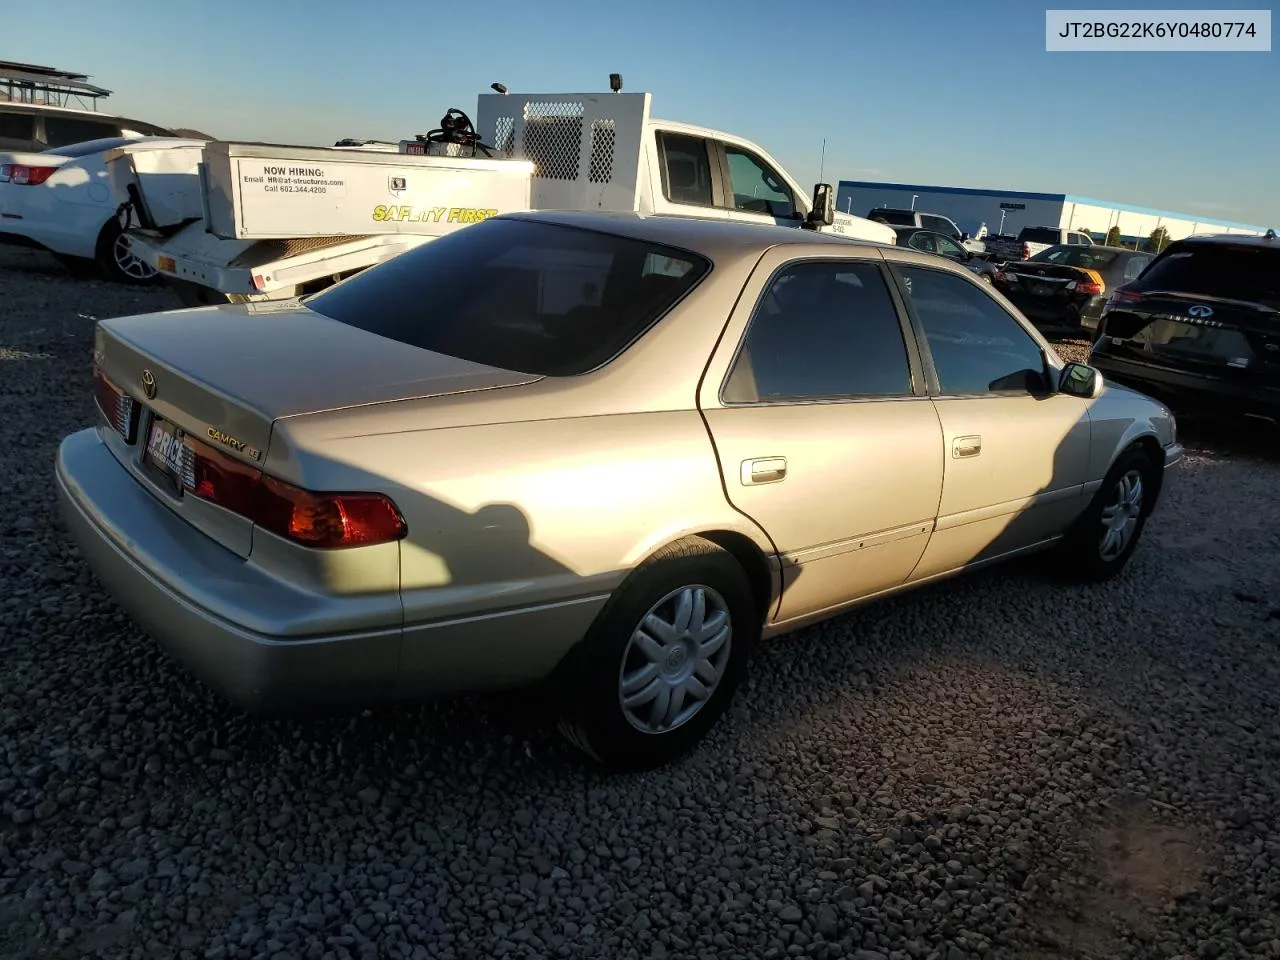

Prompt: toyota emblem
xmin=140 ymin=369 xmax=156 ymax=399
xmin=1187 ymin=305 xmax=1214 ymax=319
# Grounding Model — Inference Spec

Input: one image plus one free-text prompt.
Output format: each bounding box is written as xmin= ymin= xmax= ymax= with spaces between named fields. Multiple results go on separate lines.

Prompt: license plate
xmin=405 ymin=143 xmax=425 ymax=155
xmin=1031 ymin=283 xmax=1054 ymax=297
xmin=144 ymin=416 xmax=187 ymax=494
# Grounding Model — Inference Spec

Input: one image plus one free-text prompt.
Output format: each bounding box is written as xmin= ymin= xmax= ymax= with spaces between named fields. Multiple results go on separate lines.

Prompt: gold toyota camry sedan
xmin=56 ymin=210 xmax=1182 ymax=769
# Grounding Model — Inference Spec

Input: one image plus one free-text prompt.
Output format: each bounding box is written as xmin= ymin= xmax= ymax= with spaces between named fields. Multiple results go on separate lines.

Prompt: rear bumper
xmin=1005 ymin=292 xmax=1105 ymax=330
xmin=1091 ymin=352 xmax=1280 ymax=419
xmin=56 ymin=427 xmax=605 ymax=711
xmin=56 ymin=428 xmax=403 ymax=711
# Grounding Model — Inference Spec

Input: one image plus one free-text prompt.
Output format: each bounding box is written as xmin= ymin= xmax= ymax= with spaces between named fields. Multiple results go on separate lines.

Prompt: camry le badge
xmin=140 ymin=369 xmax=156 ymax=399
xmin=1187 ymin=305 xmax=1214 ymax=318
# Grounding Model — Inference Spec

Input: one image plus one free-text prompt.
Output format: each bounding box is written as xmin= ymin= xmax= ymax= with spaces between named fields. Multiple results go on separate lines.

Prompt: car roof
xmin=504 ymin=210 xmax=897 ymax=258
xmin=0 ymin=100 xmax=172 ymax=132
xmin=1171 ymin=231 xmax=1279 ymax=249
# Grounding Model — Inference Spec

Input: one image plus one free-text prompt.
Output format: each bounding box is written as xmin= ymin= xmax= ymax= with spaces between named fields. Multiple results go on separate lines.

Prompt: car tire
xmin=95 ymin=218 xmax=158 ymax=286
xmin=556 ymin=537 xmax=757 ymax=770
xmin=1053 ymin=444 xmax=1158 ymax=583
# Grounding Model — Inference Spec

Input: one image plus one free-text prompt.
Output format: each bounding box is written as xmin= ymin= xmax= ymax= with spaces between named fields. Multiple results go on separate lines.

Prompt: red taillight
xmin=1075 ymin=281 xmax=1103 ymax=295
xmin=183 ymin=436 xmax=407 ymax=549
xmin=1021 ymin=244 xmax=1030 ymax=259
xmin=92 ymin=366 xmax=138 ymax=443
xmin=1106 ymin=288 xmax=1144 ymax=309
xmin=0 ymin=164 xmax=57 ymax=186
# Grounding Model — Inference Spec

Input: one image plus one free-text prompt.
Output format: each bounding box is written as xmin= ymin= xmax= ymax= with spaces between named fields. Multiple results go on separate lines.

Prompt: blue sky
xmin=8 ymin=0 xmax=1278 ymax=224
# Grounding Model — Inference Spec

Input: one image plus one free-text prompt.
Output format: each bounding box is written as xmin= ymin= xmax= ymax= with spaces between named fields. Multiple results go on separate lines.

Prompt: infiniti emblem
xmin=1187 ymin=305 xmax=1214 ymax=319
xmin=140 ymin=369 xmax=156 ymax=399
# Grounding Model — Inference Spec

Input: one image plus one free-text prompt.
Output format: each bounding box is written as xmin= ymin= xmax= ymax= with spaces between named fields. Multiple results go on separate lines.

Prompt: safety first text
xmin=372 ymin=206 xmax=500 ymax=224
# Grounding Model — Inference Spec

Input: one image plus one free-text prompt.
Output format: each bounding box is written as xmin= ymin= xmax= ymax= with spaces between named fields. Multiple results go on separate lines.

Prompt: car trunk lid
xmin=92 ymin=301 xmax=543 ymax=557
xmin=1099 ymin=291 xmax=1280 ymax=379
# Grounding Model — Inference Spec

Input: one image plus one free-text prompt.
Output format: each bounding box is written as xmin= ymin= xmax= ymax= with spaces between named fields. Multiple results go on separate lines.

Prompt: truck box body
xmin=199 ymin=141 xmax=535 ymax=240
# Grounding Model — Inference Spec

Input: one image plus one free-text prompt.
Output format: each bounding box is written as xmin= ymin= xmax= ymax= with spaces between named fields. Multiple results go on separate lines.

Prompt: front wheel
xmin=95 ymin=218 xmax=158 ymax=286
xmin=1053 ymin=445 xmax=1158 ymax=582
xmin=556 ymin=537 xmax=757 ymax=770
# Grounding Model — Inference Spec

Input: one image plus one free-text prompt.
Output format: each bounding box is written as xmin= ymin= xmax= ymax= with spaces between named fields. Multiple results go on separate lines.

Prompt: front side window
xmin=896 ymin=266 xmax=1048 ymax=396
xmin=657 ymin=132 xmax=714 ymax=206
xmin=722 ymin=260 xmax=913 ymax=403
xmin=869 ymin=209 xmax=917 ymax=226
xmin=306 ymin=218 xmax=710 ymax=377
xmin=724 ymin=146 xmax=797 ymax=219
xmin=933 ymin=235 xmax=968 ymax=260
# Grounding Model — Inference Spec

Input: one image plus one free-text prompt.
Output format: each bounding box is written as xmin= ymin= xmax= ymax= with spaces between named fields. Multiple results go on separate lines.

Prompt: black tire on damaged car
xmin=1052 ymin=443 xmax=1161 ymax=583
xmin=94 ymin=217 xmax=159 ymax=286
xmin=556 ymin=536 xmax=758 ymax=770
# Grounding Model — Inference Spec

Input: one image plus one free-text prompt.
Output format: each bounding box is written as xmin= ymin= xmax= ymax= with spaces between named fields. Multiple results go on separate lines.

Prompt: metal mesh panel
xmin=493 ymin=116 xmax=514 ymax=157
xmin=588 ymin=119 xmax=615 ymax=184
xmin=521 ymin=101 xmax=584 ymax=181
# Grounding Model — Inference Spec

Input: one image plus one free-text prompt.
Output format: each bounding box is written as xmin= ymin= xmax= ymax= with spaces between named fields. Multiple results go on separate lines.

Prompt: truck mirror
xmin=807 ymin=183 xmax=835 ymax=229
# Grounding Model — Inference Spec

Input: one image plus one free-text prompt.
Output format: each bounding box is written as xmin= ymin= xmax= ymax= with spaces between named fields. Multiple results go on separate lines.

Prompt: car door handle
xmin=952 ymin=435 xmax=982 ymax=459
xmin=741 ymin=457 xmax=787 ymax=485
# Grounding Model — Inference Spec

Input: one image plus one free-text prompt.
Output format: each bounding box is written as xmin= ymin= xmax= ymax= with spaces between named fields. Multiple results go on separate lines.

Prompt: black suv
xmin=1089 ymin=231 xmax=1280 ymax=423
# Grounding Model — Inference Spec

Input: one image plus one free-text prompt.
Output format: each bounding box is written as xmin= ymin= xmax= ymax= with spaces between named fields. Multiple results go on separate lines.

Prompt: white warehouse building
xmin=836 ymin=180 xmax=1272 ymax=244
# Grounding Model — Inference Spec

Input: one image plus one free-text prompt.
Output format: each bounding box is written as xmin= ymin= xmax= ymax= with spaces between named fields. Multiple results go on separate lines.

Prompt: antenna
xmin=818 ymin=138 xmax=826 ymax=183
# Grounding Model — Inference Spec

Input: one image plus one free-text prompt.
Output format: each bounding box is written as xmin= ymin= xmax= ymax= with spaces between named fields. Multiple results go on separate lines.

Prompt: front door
xmin=699 ymin=251 xmax=945 ymax=624
xmin=889 ymin=264 xmax=1093 ymax=581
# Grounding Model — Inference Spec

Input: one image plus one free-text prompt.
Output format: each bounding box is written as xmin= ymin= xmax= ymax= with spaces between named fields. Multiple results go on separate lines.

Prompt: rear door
xmin=1100 ymin=243 xmax=1280 ymax=382
xmin=889 ymin=263 xmax=1093 ymax=581
xmin=698 ymin=249 xmax=944 ymax=624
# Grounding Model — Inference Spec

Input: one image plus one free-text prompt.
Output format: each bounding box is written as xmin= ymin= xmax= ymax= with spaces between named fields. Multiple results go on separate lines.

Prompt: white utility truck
xmin=110 ymin=82 xmax=897 ymax=305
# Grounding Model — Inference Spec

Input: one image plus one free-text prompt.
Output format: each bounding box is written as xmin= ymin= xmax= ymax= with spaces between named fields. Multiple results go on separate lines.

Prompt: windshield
xmin=305 ymin=218 xmax=712 ymax=376
xmin=1130 ymin=243 xmax=1280 ymax=309
xmin=869 ymin=209 xmax=917 ymax=225
xmin=1030 ymin=246 xmax=1120 ymax=268
xmin=43 ymin=137 xmax=149 ymax=158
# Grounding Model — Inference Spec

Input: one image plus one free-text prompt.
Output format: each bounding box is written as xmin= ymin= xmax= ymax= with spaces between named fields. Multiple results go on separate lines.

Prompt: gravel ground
xmin=3 ymin=245 xmax=1280 ymax=960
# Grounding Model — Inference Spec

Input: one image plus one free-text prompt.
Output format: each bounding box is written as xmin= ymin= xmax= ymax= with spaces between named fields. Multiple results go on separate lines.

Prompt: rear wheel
xmin=95 ymin=218 xmax=158 ymax=286
xmin=556 ymin=537 xmax=757 ymax=770
xmin=1053 ymin=445 xmax=1158 ymax=582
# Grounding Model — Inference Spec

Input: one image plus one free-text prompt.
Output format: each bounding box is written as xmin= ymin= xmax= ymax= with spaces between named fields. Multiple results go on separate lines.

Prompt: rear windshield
xmin=1030 ymin=246 xmax=1119 ymax=268
xmin=305 ymin=218 xmax=712 ymax=376
xmin=868 ymin=209 xmax=917 ymax=225
xmin=1019 ymin=227 xmax=1061 ymax=245
xmin=1130 ymin=243 xmax=1280 ymax=309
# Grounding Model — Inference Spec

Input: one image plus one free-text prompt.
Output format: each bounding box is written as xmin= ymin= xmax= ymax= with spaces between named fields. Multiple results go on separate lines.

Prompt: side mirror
xmin=806 ymin=183 xmax=835 ymax=228
xmin=1059 ymin=362 xmax=1104 ymax=399
xmin=961 ymin=231 xmax=970 ymax=242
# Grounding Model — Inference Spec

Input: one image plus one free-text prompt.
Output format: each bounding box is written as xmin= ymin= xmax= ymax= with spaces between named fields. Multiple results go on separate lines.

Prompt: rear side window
xmin=722 ymin=261 xmax=913 ymax=403
xmin=657 ymin=132 xmax=714 ymax=206
xmin=1019 ymin=227 xmax=1060 ymax=245
xmin=305 ymin=218 xmax=711 ymax=377
xmin=1131 ymin=244 xmax=1280 ymax=308
xmin=0 ymin=111 xmax=36 ymax=142
xmin=44 ymin=116 xmax=120 ymax=148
